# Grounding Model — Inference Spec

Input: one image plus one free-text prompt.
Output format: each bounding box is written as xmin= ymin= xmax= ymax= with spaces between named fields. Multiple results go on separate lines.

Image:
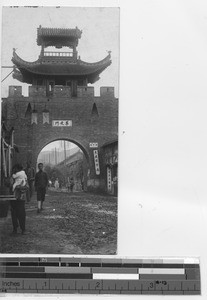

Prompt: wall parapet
xmin=8 ymin=85 xmax=116 ymax=99
xmin=100 ymin=87 xmax=114 ymax=98
xmin=29 ymin=86 xmax=46 ymax=97
xmin=77 ymin=86 xmax=94 ymax=97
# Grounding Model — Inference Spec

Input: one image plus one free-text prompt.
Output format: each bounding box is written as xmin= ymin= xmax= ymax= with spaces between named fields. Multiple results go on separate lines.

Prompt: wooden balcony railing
xmin=44 ymin=51 xmax=74 ymax=57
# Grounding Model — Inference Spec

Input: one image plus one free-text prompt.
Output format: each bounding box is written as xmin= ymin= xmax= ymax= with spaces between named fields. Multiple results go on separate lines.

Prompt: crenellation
xmin=8 ymin=85 xmax=117 ymax=101
xmin=77 ymin=86 xmax=94 ymax=98
xmin=100 ymin=87 xmax=114 ymax=98
xmin=53 ymin=86 xmax=71 ymax=98
xmin=29 ymin=86 xmax=46 ymax=97
xmin=9 ymin=86 xmax=22 ymax=97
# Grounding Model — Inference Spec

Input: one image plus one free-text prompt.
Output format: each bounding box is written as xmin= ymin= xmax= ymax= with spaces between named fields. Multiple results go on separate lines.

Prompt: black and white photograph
xmin=2 ymin=0 xmax=207 ymax=298
xmin=0 ymin=6 xmax=119 ymax=254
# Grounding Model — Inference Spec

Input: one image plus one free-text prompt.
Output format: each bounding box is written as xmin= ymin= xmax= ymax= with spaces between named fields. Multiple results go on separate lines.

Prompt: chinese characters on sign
xmin=107 ymin=167 xmax=112 ymax=191
xmin=89 ymin=143 xmax=98 ymax=148
xmin=52 ymin=120 xmax=72 ymax=127
xmin=93 ymin=150 xmax=100 ymax=175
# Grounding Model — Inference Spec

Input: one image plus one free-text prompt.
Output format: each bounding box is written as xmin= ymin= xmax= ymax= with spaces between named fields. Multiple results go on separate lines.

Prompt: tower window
xmin=49 ymin=81 xmax=54 ymax=91
xmin=46 ymin=81 xmax=55 ymax=96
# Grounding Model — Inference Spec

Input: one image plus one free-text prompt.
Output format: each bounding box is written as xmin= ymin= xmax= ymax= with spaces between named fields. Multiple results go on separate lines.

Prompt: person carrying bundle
xmin=10 ymin=163 xmax=28 ymax=235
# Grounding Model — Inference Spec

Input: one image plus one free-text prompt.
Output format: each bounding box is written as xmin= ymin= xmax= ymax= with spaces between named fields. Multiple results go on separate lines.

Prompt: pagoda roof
xmin=37 ymin=26 xmax=82 ymax=47
xmin=12 ymin=50 xmax=112 ymax=84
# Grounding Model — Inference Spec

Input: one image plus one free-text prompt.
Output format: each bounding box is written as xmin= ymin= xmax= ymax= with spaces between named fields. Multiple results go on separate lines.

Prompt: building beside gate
xmin=1 ymin=26 xmax=118 ymax=193
xmin=0 ymin=123 xmax=15 ymax=193
xmin=56 ymin=149 xmax=85 ymax=192
xmin=102 ymin=140 xmax=118 ymax=196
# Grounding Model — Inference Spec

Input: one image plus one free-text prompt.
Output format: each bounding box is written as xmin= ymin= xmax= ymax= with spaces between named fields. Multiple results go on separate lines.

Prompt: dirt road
xmin=0 ymin=190 xmax=117 ymax=255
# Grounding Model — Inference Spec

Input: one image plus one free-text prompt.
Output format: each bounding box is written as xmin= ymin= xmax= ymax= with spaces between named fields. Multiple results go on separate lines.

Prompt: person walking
xmin=69 ymin=177 xmax=74 ymax=192
xmin=34 ymin=163 xmax=48 ymax=213
xmin=54 ymin=178 xmax=59 ymax=190
xmin=24 ymin=162 xmax=35 ymax=202
xmin=10 ymin=163 xmax=27 ymax=234
xmin=66 ymin=180 xmax=70 ymax=192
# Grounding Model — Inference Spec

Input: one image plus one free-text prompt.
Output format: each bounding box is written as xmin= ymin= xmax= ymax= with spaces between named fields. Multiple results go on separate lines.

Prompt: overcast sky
xmin=1 ymin=6 xmax=119 ymax=97
xmin=42 ymin=140 xmax=77 ymax=152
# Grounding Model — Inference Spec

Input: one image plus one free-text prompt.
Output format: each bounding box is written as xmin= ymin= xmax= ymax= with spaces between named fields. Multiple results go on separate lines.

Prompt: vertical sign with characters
xmin=107 ymin=166 xmax=112 ymax=192
xmin=93 ymin=150 xmax=100 ymax=175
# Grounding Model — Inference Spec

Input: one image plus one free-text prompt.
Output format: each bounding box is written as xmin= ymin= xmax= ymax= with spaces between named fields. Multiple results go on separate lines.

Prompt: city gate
xmin=1 ymin=26 xmax=118 ymax=192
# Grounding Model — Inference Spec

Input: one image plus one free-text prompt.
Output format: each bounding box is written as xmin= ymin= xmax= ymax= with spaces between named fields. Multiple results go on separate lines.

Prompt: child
xmin=12 ymin=164 xmax=27 ymax=200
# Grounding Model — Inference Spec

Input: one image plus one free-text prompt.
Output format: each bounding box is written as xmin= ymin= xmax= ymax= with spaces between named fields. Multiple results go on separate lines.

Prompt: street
xmin=0 ymin=190 xmax=117 ymax=254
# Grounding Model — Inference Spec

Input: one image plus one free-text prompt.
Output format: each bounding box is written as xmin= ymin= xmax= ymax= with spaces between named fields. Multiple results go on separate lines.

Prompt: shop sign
xmin=93 ymin=150 xmax=100 ymax=175
xmin=52 ymin=120 xmax=72 ymax=127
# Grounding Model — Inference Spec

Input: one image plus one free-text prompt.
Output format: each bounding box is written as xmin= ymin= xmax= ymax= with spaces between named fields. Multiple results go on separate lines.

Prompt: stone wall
xmin=2 ymin=85 xmax=118 ymax=192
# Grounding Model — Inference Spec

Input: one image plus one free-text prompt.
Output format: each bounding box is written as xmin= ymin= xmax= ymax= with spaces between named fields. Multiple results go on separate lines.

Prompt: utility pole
xmin=68 ymin=141 xmax=70 ymax=158
xmin=64 ymin=140 xmax=66 ymax=165
xmin=55 ymin=147 xmax=57 ymax=165
xmin=63 ymin=141 xmax=67 ymax=186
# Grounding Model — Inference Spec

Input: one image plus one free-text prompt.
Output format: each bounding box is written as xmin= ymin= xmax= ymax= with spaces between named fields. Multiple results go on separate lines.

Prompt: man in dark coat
xmin=34 ymin=163 xmax=48 ymax=213
xmin=24 ymin=162 xmax=35 ymax=202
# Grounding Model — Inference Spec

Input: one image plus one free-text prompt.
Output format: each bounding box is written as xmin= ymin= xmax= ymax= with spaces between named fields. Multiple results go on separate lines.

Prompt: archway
xmin=37 ymin=139 xmax=89 ymax=192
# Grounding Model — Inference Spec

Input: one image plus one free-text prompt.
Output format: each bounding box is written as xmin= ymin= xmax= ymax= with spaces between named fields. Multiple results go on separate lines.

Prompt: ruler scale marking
xmin=0 ymin=257 xmax=200 ymax=295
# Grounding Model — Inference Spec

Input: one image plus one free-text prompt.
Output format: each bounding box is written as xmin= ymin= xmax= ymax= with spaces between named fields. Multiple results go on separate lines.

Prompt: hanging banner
xmin=31 ymin=113 xmax=37 ymax=124
xmin=2 ymin=139 xmax=7 ymax=176
xmin=8 ymin=146 xmax=12 ymax=176
xmin=43 ymin=112 xmax=49 ymax=124
xmin=93 ymin=149 xmax=100 ymax=175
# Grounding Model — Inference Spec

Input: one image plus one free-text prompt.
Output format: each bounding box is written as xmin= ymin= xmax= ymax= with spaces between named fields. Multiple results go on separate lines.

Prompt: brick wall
xmin=2 ymin=85 xmax=118 ymax=191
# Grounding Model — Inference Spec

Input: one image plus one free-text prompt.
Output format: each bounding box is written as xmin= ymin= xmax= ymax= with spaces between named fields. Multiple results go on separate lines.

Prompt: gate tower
xmin=2 ymin=26 xmax=118 ymax=191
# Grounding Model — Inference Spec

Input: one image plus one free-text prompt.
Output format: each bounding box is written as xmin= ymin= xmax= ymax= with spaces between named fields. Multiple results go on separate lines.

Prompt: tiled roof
xmin=37 ymin=26 xmax=82 ymax=45
xmin=102 ymin=140 xmax=118 ymax=148
xmin=12 ymin=51 xmax=111 ymax=84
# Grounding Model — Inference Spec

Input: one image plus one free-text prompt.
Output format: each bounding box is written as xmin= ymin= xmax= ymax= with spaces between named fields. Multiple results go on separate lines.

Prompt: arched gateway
xmin=2 ymin=26 xmax=118 ymax=193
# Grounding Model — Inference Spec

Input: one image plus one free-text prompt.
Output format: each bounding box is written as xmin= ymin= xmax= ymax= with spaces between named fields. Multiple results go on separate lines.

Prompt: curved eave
xmin=12 ymin=51 xmax=112 ymax=78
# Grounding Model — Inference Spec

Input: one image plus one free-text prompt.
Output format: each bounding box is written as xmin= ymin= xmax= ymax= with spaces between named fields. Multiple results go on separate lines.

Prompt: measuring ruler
xmin=0 ymin=257 xmax=200 ymax=295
